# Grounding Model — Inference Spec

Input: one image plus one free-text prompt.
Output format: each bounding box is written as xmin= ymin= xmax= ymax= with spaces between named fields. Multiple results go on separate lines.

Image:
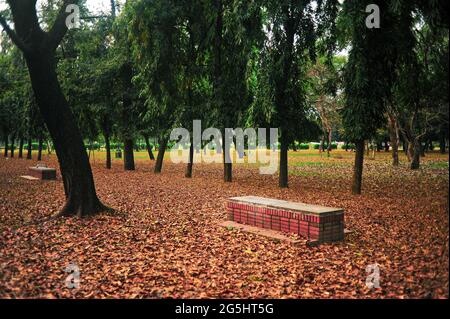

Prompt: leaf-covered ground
xmin=0 ymin=150 xmax=448 ymax=298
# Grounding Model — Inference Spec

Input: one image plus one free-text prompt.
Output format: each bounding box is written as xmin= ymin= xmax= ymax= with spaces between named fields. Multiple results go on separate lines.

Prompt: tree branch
xmin=47 ymin=0 xmax=81 ymax=51
xmin=0 ymin=13 xmax=31 ymax=53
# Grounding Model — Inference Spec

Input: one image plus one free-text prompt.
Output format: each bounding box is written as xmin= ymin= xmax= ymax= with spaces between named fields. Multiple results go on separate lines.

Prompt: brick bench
xmin=226 ymin=196 xmax=344 ymax=243
xmin=28 ymin=166 xmax=57 ymax=180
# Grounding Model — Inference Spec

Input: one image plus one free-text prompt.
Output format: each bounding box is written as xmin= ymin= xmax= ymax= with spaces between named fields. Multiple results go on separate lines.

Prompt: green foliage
xmin=22 ymin=142 xmax=42 ymax=151
xmin=341 ymin=0 xmax=399 ymax=142
xmin=297 ymin=143 xmax=310 ymax=150
xmin=0 ymin=0 xmax=447 ymax=179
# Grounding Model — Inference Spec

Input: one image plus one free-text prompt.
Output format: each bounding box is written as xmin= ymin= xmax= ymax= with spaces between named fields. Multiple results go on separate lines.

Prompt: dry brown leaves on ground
xmin=0 ymin=151 xmax=448 ymax=298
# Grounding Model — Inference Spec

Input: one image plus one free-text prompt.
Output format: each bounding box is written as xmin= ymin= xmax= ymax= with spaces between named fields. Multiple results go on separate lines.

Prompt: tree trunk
xmin=18 ymin=136 xmax=24 ymax=158
xmin=352 ymin=140 xmax=365 ymax=195
xmin=319 ymin=134 xmax=325 ymax=153
xmin=371 ymin=142 xmax=376 ymax=159
xmin=388 ymin=115 xmax=399 ymax=166
xmin=279 ymin=133 xmax=289 ymax=188
xmin=222 ymin=129 xmax=232 ymax=183
xmin=327 ymin=129 xmax=332 ymax=156
xmin=154 ymin=138 xmax=168 ymax=173
xmin=420 ymin=141 xmax=426 ymax=157
xmin=37 ymin=134 xmax=43 ymax=161
xmin=24 ymin=50 xmax=105 ymax=216
xmin=123 ymin=138 xmax=135 ymax=170
xmin=26 ymin=136 xmax=32 ymax=160
xmin=411 ymin=139 xmax=421 ymax=170
xmin=292 ymin=143 xmax=297 ymax=152
xmin=47 ymin=140 xmax=52 ymax=154
xmin=223 ymin=158 xmax=232 ymax=182
xmin=3 ymin=135 xmax=8 ymax=158
xmin=104 ymin=133 xmax=111 ymax=169
xmin=185 ymin=142 xmax=194 ymax=178
xmin=407 ymin=141 xmax=414 ymax=162
xmin=439 ymin=131 xmax=446 ymax=154
xmin=10 ymin=134 xmax=15 ymax=158
xmin=144 ymin=135 xmax=155 ymax=161
xmin=376 ymin=142 xmax=382 ymax=152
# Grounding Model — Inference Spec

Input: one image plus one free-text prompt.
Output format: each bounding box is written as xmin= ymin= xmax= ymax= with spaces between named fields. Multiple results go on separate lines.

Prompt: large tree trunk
xmin=24 ymin=51 xmax=105 ymax=216
xmin=37 ymin=134 xmax=43 ymax=161
xmin=388 ymin=115 xmax=399 ymax=166
xmin=18 ymin=136 xmax=24 ymax=158
xmin=352 ymin=140 xmax=365 ymax=195
xmin=185 ymin=142 xmax=194 ymax=178
xmin=154 ymin=138 xmax=168 ymax=174
xmin=143 ymin=135 xmax=155 ymax=161
xmin=104 ymin=133 xmax=111 ymax=169
xmin=26 ymin=136 xmax=32 ymax=160
xmin=123 ymin=138 xmax=135 ymax=171
xmin=279 ymin=133 xmax=289 ymax=188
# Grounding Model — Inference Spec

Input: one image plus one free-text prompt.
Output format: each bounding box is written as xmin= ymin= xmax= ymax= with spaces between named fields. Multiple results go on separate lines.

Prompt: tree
xmin=208 ymin=0 xmax=263 ymax=182
xmin=341 ymin=0 xmax=398 ymax=194
xmin=0 ymin=0 xmax=106 ymax=216
xmin=309 ymin=56 xmax=345 ymax=156
xmin=389 ymin=21 xmax=449 ymax=169
xmin=255 ymin=0 xmax=337 ymax=187
xmin=127 ymin=0 xmax=180 ymax=174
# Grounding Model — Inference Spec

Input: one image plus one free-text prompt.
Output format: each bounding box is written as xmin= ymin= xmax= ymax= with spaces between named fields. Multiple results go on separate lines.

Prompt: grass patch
xmin=425 ymin=161 xmax=449 ymax=169
xmin=291 ymin=161 xmax=348 ymax=168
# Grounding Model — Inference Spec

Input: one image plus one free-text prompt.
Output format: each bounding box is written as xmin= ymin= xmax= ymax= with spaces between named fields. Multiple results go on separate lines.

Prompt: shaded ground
xmin=0 ymin=150 xmax=448 ymax=298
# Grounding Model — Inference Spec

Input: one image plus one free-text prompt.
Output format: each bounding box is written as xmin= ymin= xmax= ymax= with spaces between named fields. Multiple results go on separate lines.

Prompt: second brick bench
xmin=28 ymin=165 xmax=57 ymax=180
xmin=226 ymin=196 xmax=344 ymax=243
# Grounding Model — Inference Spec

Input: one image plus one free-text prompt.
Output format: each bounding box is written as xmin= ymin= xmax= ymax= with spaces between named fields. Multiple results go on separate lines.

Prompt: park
xmin=0 ymin=0 xmax=448 ymax=300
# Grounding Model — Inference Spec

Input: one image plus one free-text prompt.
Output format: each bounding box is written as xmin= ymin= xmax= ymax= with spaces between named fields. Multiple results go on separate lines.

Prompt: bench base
xmin=218 ymin=221 xmax=305 ymax=246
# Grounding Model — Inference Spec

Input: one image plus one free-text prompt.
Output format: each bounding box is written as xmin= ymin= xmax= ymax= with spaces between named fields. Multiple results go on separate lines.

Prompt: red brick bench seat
xmin=226 ymin=196 xmax=344 ymax=243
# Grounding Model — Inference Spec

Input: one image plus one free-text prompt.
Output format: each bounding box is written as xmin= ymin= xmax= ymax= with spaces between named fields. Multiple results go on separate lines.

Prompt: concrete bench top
xmin=228 ymin=196 xmax=343 ymax=216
